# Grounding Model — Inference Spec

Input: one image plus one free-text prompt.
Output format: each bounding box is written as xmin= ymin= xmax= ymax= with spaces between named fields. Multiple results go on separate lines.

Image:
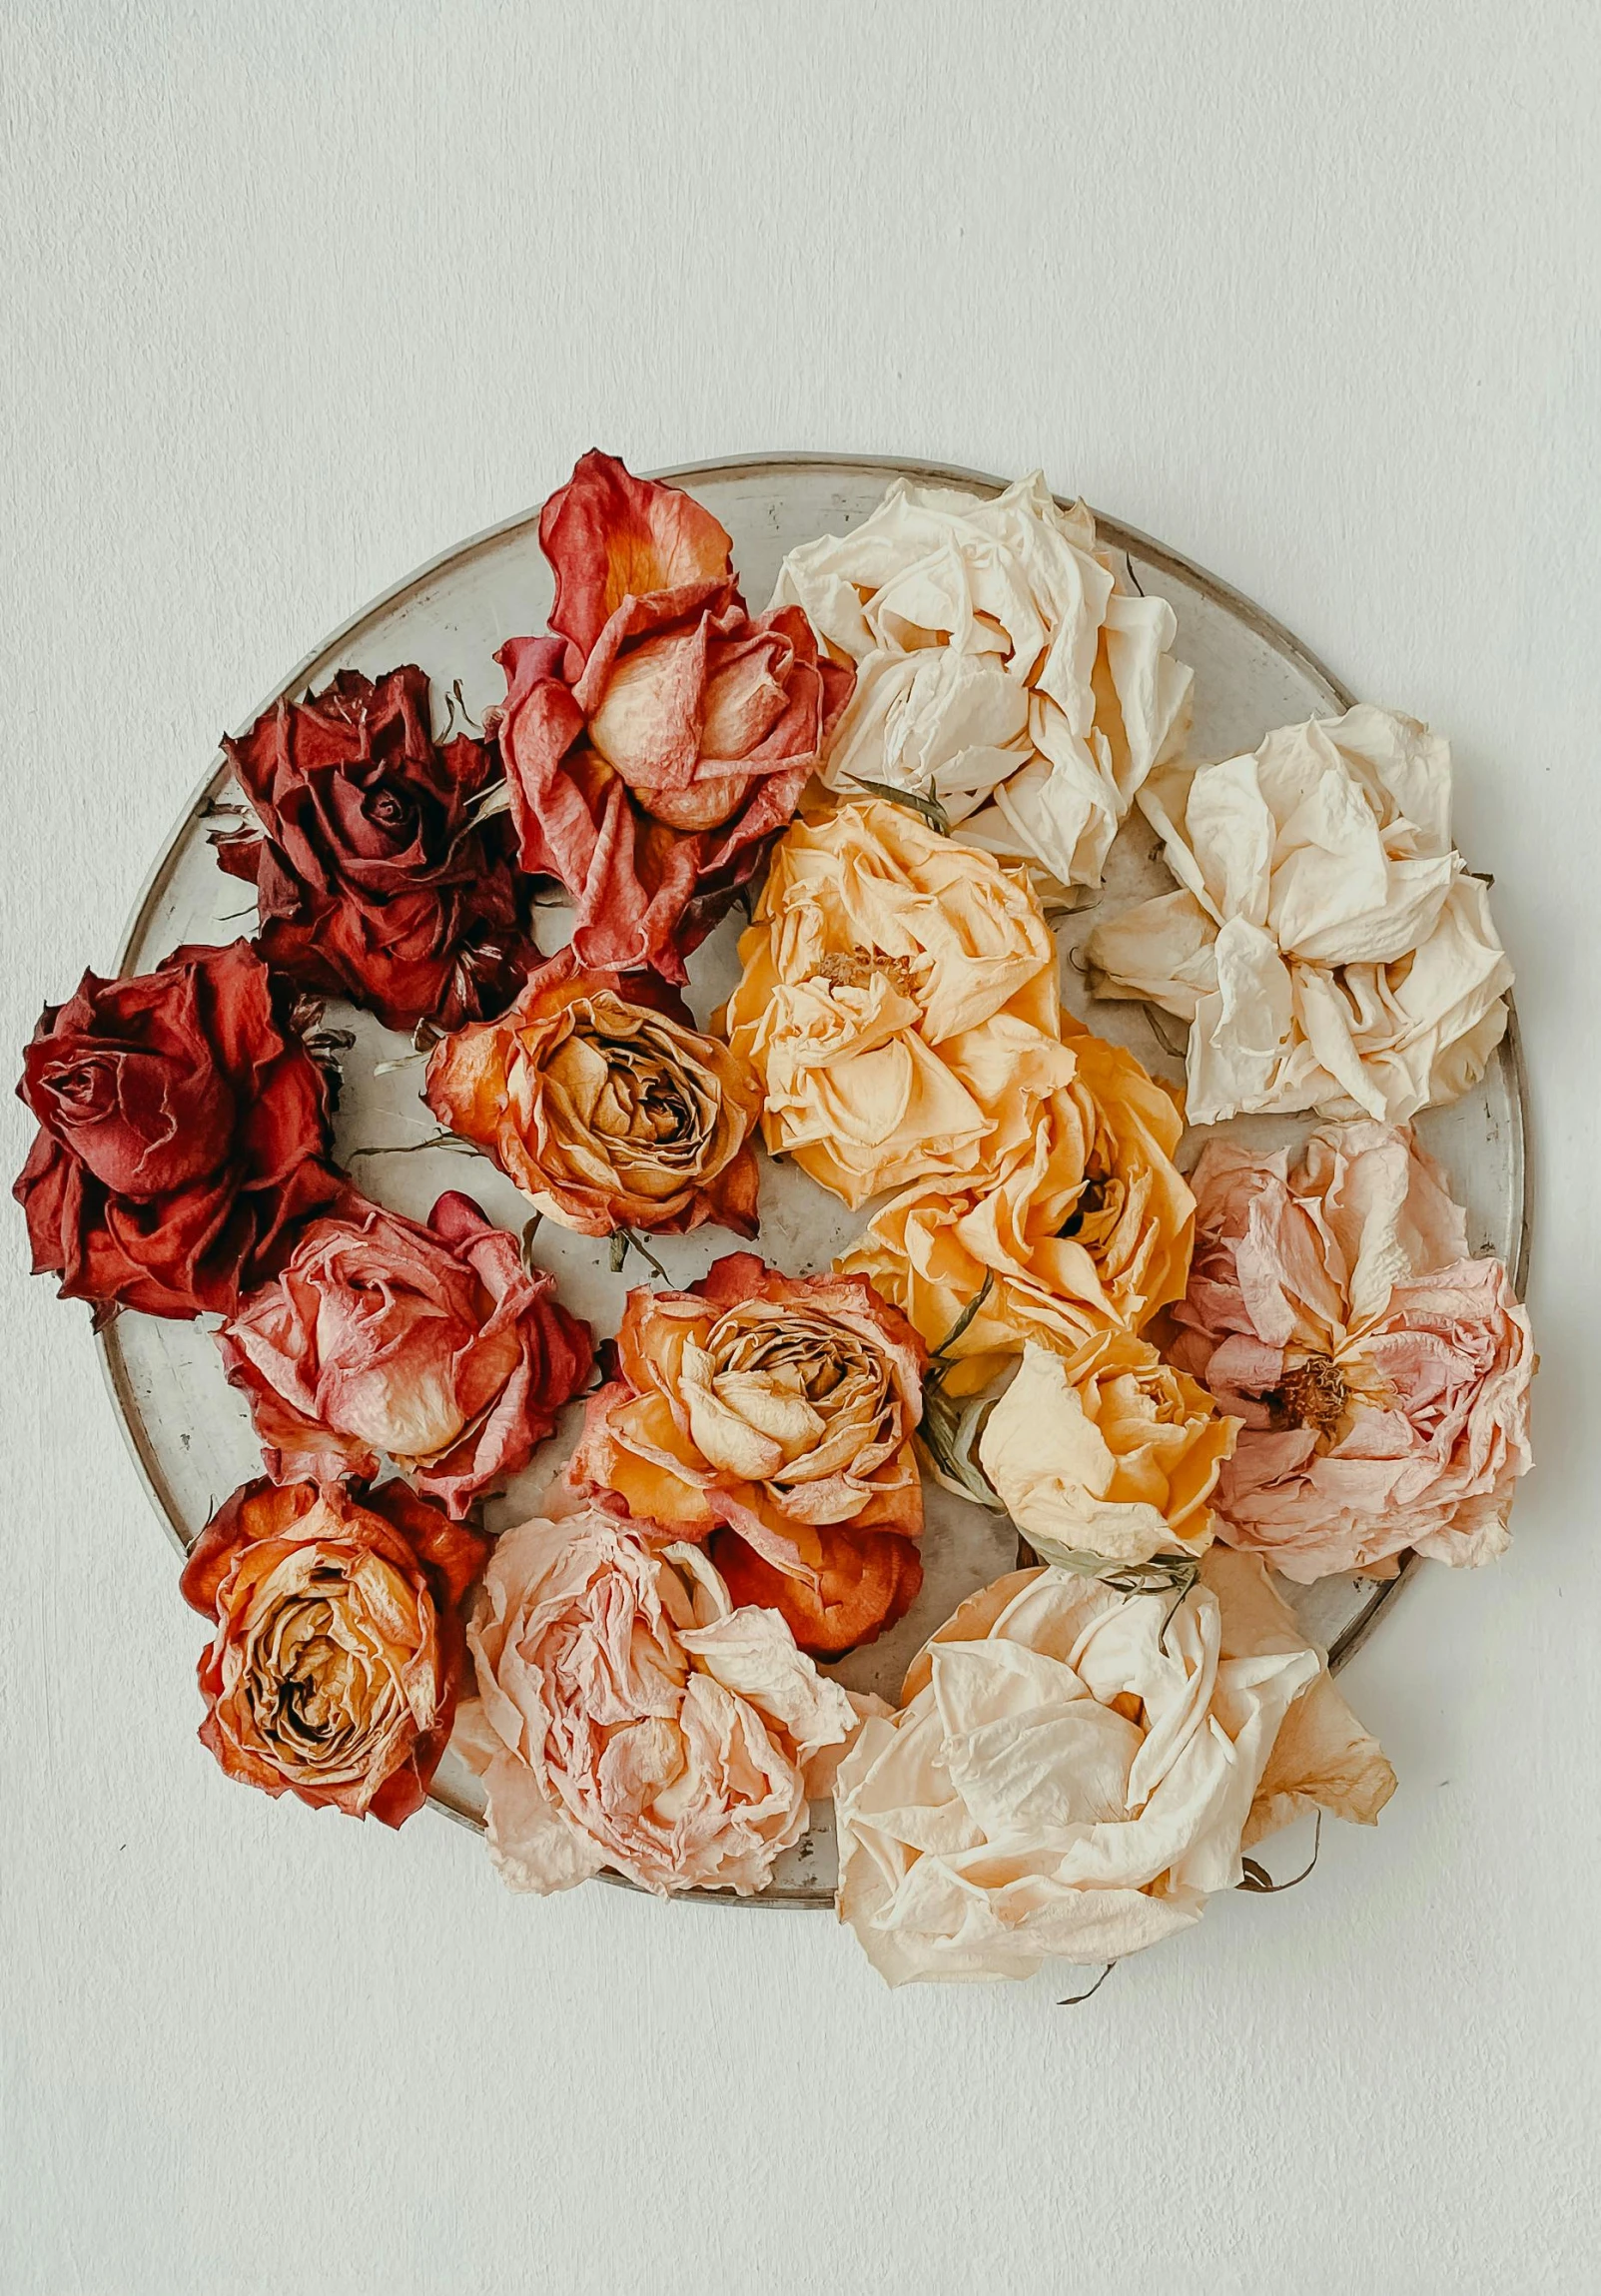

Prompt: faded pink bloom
xmin=1163 ymin=1123 xmax=1534 ymax=1580
xmin=456 ymin=1508 xmax=863 ymax=1897
xmin=218 ymin=1190 xmax=593 ymax=1518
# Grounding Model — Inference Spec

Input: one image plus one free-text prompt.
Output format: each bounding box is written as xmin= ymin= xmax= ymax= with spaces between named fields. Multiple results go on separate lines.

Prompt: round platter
xmin=101 ymin=456 xmax=1530 ymax=1908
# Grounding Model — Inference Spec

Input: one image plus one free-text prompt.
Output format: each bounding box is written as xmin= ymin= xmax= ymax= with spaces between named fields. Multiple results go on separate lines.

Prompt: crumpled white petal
xmin=772 ymin=472 xmax=1194 ymax=886
xmin=833 ymin=1553 xmax=1394 ymax=1984
xmin=1085 ymin=704 xmax=1512 ymax=1123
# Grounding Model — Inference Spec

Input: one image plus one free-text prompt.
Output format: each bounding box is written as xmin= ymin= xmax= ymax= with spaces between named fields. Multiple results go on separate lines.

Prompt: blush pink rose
xmin=456 ymin=1507 xmax=863 ymax=1897
xmin=218 ymin=1189 xmax=593 ymax=1517
xmin=1162 ymin=1122 xmax=1534 ymax=1580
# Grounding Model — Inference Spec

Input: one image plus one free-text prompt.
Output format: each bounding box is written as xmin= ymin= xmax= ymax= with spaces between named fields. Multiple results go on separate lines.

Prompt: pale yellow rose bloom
xmin=721 ymin=801 xmax=1077 ymax=1207
xmin=834 ymin=1550 xmax=1396 ymax=1984
xmin=978 ymin=1336 xmax=1237 ymax=1568
xmin=840 ymin=1019 xmax=1196 ymax=1393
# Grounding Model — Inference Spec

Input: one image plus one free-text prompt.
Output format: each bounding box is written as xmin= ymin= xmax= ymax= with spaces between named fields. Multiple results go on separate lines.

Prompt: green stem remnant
xmin=846 ymin=774 xmax=952 ymax=838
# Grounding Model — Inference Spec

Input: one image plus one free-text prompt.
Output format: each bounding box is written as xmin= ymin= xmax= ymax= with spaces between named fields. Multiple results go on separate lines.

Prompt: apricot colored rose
xmin=180 ymin=1478 xmax=486 ymax=1826
xmin=423 ymin=948 xmax=761 ymax=1237
xmin=721 ymin=801 xmax=1078 ymax=1208
xmin=569 ymin=1251 xmax=927 ymax=1653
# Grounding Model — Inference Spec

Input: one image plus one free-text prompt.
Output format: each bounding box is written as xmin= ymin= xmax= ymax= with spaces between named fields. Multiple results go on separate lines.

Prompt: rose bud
xmin=423 ymin=949 xmax=761 ymax=1238
xmin=217 ymin=1190 xmax=594 ymax=1518
xmin=14 ymin=940 xmax=342 ymax=1319
xmin=490 ymin=452 xmax=853 ymax=981
xmin=569 ymin=1252 xmax=927 ymax=1653
xmin=216 ymin=663 xmax=533 ymax=1031
xmin=180 ymin=1477 xmax=488 ymax=1826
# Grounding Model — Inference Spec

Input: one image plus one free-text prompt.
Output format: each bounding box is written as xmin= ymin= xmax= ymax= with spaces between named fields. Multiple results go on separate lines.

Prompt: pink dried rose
xmin=1161 ymin=1122 xmax=1534 ymax=1580
xmin=454 ymin=1506 xmax=865 ymax=1897
xmin=489 ymin=451 xmax=854 ymax=980
xmin=217 ymin=1190 xmax=593 ymax=1518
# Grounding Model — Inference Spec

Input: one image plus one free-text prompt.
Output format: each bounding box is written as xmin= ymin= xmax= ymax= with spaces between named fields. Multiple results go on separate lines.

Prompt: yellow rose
xmin=977 ymin=1335 xmax=1237 ymax=1569
xmin=720 ymin=801 xmax=1077 ymax=1208
xmin=840 ymin=1018 xmax=1196 ymax=1393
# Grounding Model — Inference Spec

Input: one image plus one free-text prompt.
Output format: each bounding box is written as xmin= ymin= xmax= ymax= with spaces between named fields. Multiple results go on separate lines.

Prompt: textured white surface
xmin=1 ymin=5 xmax=1596 ymax=2291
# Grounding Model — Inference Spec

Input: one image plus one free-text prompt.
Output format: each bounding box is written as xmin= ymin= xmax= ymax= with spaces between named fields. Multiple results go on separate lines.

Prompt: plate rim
xmin=93 ymin=452 xmax=1532 ymax=1901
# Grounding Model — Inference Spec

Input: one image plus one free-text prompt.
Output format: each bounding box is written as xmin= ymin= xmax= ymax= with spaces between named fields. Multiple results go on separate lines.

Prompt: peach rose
xmin=841 ymin=1019 xmax=1195 ymax=1395
xmin=424 ymin=947 xmax=761 ymax=1237
xmin=456 ymin=1508 xmax=863 ymax=1896
xmin=217 ymin=1189 xmax=593 ymax=1518
xmin=834 ymin=1549 xmax=1395 ymax=1983
xmin=180 ymin=1478 xmax=486 ymax=1826
xmin=979 ymin=1335 xmax=1237 ymax=1570
xmin=1162 ymin=1122 xmax=1535 ymax=1580
xmin=720 ymin=801 xmax=1078 ymax=1208
xmin=568 ymin=1252 xmax=927 ymax=1653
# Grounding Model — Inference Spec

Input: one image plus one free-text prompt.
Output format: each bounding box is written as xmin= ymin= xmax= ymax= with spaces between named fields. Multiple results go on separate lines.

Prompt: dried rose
xmin=841 ymin=1017 xmax=1196 ymax=1392
xmin=834 ymin=1550 xmax=1395 ymax=1984
xmin=180 ymin=1477 xmax=487 ymax=1826
xmin=216 ymin=664 xmax=531 ymax=1031
xmin=1160 ymin=1122 xmax=1535 ymax=1580
xmin=721 ymin=800 xmax=1078 ymax=1208
xmin=218 ymin=1189 xmax=593 ymax=1518
xmin=568 ymin=1251 xmax=926 ymax=1650
xmin=14 ymin=940 xmax=342 ymax=1319
xmin=707 ymin=1525 xmax=923 ymax=1662
xmin=978 ymin=1335 xmax=1237 ymax=1570
xmin=456 ymin=1508 xmax=862 ymax=1895
xmin=492 ymin=452 xmax=852 ymax=980
xmin=423 ymin=948 xmax=761 ymax=1238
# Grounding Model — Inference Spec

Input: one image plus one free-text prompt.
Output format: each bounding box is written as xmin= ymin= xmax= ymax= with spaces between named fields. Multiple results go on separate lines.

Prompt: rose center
xmin=1267 ymin=1353 xmax=1349 ymax=1438
xmin=815 ymin=947 xmax=921 ymax=997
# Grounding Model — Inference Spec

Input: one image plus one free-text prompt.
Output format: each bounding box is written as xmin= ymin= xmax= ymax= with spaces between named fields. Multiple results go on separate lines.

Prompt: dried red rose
xmin=181 ymin=1477 xmax=487 ymax=1826
xmin=216 ymin=664 xmax=532 ymax=1031
xmin=218 ymin=1189 xmax=594 ymax=1517
xmin=491 ymin=452 xmax=854 ymax=980
xmin=14 ymin=940 xmax=342 ymax=1319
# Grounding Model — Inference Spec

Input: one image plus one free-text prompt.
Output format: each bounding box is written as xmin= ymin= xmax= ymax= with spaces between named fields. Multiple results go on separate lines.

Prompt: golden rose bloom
xmin=978 ymin=1335 xmax=1237 ymax=1569
xmin=569 ymin=1252 xmax=927 ymax=1652
xmin=719 ymin=800 xmax=1078 ymax=1208
xmin=840 ymin=1018 xmax=1196 ymax=1394
xmin=424 ymin=948 xmax=762 ymax=1237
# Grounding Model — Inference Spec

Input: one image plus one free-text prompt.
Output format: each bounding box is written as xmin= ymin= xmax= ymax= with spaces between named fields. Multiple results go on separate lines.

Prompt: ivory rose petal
xmin=424 ymin=947 xmax=762 ymax=1238
xmin=833 ymin=1553 xmax=1395 ymax=1984
xmin=457 ymin=1509 xmax=862 ymax=1896
xmin=1161 ymin=1122 xmax=1535 ymax=1579
xmin=1084 ymin=706 xmax=1513 ymax=1124
xmin=721 ymin=800 xmax=1078 ymax=1207
xmin=772 ymin=470 xmax=1194 ymax=886
xmin=569 ymin=1252 xmax=927 ymax=1654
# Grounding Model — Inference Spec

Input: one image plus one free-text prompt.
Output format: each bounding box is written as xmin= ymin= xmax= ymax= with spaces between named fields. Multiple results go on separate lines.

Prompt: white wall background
xmin=3 ymin=5 xmax=1598 ymax=2290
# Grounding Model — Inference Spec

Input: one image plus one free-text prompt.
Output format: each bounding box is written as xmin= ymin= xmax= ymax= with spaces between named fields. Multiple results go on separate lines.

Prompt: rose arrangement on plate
xmin=12 ymin=451 xmax=1538 ymax=1991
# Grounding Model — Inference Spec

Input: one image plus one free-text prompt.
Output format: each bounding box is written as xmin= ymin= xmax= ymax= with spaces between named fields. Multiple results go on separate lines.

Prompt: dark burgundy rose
xmin=15 ymin=940 xmax=343 ymax=1319
xmin=216 ymin=664 xmax=533 ymax=1031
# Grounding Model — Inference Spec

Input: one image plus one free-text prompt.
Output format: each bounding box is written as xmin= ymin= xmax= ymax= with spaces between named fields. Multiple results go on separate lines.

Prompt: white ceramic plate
xmin=100 ymin=457 xmax=1530 ymax=1907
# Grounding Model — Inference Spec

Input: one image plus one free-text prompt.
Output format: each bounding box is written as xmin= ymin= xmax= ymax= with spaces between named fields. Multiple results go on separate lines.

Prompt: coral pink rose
xmin=181 ymin=1477 xmax=487 ymax=1826
xmin=1162 ymin=1123 xmax=1534 ymax=1579
xmin=491 ymin=452 xmax=853 ymax=979
xmin=14 ymin=940 xmax=342 ymax=1319
xmin=217 ymin=664 xmax=533 ymax=1031
xmin=218 ymin=1190 xmax=594 ymax=1517
xmin=457 ymin=1508 xmax=862 ymax=1896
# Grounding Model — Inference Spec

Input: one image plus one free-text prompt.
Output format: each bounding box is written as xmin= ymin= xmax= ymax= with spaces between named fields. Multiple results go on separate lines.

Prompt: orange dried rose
xmin=423 ymin=947 xmax=761 ymax=1237
xmin=569 ymin=1251 xmax=928 ymax=1653
xmin=708 ymin=1525 xmax=923 ymax=1661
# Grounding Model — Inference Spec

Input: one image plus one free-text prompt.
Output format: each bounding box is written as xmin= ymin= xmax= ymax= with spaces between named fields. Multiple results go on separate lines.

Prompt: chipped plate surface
xmin=102 ymin=457 xmax=1529 ymax=1907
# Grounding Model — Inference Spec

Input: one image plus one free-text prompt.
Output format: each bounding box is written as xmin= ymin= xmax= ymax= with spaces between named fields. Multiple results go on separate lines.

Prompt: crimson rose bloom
xmin=181 ymin=1477 xmax=487 ymax=1826
xmin=14 ymin=939 xmax=342 ymax=1319
xmin=217 ymin=664 xmax=532 ymax=1031
xmin=492 ymin=452 xmax=853 ymax=980
xmin=218 ymin=1189 xmax=594 ymax=1517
